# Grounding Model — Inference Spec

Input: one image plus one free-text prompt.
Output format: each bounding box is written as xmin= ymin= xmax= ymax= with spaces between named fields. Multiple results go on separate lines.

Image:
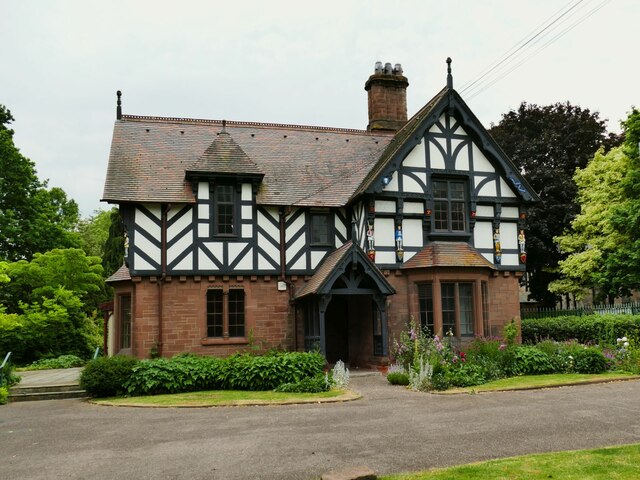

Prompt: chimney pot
xmin=364 ymin=61 xmax=409 ymax=132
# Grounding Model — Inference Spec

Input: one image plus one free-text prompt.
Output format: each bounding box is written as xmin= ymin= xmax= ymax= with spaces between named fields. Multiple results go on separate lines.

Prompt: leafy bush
xmin=387 ymin=371 xmax=410 ymax=385
xmin=432 ymin=362 xmax=490 ymax=390
xmin=574 ymin=347 xmax=607 ymax=374
xmin=273 ymin=374 xmax=330 ymax=393
xmin=522 ymin=314 xmax=640 ymax=345
xmin=218 ymin=351 xmax=325 ymax=391
xmin=80 ymin=355 xmax=139 ymax=397
xmin=125 ymin=354 xmax=223 ymax=396
xmin=509 ymin=346 xmax=554 ymax=375
xmin=0 ymin=386 xmax=8 ymax=405
xmin=25 ymin=354 xmax=85 ymax=370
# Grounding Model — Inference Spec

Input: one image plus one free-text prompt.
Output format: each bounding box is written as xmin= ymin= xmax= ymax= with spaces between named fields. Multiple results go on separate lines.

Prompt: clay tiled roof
xmin=402 ymin=242 xmax=496 ymax=270
xmin=105 ymin=263 xmax=132 ymax=283
xmin=295 ymin=242 xmax=353 ymax=298
xmin=103 ymin=116 xmax=393 ymax=207
xmin=188 ymin=130 xmax=263 ymax=177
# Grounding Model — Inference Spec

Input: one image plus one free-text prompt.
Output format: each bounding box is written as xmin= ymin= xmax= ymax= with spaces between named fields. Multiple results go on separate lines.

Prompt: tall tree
xmin=77 ymin=208 xmax=117 ymax=259
xmin=489 ymin=102 xmax=620 ymax=306
xmin=102 ymin=208 xmax=126 ymax=278
xmin=0 ymin=105 xmax=80 ymax=261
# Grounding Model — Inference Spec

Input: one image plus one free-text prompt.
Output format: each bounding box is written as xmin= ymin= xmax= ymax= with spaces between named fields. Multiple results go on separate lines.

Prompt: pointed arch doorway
xmin=296 ymin=241 xmax=395 ymax=367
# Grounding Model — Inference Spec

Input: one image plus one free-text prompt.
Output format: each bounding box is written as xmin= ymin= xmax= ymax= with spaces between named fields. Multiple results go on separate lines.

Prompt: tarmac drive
xmin=2 ymin=374 xmax=640 ymax=480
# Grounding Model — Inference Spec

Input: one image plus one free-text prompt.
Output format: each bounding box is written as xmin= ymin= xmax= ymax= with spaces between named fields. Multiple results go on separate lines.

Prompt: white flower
xmin=622 ymin=336 xmax=628 ymax=342
xmin=617 ymin=338 xmax=622 ymax=343
xmin=624 ymin=342 xmax=630 ymax=348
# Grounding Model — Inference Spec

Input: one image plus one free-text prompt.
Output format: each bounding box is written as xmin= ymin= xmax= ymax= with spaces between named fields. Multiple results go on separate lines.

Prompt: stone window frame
xmin=204 ymin=285 xmax=246 ymax=342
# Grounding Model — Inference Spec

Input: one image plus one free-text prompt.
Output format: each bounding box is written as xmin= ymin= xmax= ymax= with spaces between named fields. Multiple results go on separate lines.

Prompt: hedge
xmin=522 ymin=314 xmax=640 ymax=344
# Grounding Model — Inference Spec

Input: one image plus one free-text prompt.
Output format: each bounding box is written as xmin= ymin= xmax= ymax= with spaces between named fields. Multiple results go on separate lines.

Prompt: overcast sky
xmin=2 ymin=0 xmax=637 ymax=217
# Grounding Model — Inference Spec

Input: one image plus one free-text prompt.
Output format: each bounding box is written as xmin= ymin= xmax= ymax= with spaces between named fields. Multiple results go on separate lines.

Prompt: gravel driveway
xmin=2 ymin=373 xmax=640 ymax=480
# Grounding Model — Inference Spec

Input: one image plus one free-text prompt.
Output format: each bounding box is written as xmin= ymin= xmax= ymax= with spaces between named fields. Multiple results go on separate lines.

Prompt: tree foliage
xmin=77 ymin=208 xmax=117 ymax=259
xmin=102 ymin=208 xmax=126 ymax=278
xmin=0 ymin=248 xmax=105 ymax=314
xmin=0 ymin=104 xmax=80 ymax=261
xmin=489 ymin=102 xmax=620 ymax=306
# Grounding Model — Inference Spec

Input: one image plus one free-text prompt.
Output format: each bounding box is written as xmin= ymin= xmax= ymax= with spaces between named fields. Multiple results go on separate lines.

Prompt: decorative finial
xmin=116 ymin=90 xmax=122 ymax=120
xmin=446 ymin=57 xmax=453 ymax=89
xmin=222 ymin=119 xmax=227 ymax=132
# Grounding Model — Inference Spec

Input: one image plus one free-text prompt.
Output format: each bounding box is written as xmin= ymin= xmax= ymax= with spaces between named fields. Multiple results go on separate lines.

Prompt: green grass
xmin=381 ymin=443 xmax=640 ymax=479
xmin=91 ymin=388 xmax=357 ymax=407
xmin=441 ymin=372 xmax=640 ymax=394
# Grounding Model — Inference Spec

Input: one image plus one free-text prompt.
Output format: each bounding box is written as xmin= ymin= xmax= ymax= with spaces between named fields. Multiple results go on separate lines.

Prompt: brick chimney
xmin=365 ymin=61 xmax=409 ymax=132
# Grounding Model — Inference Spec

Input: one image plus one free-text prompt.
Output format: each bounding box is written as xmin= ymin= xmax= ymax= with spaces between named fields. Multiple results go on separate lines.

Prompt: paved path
xmin=15 ymin=367 xmax=82 ymax=387
xmin=2 ymin=374 xmax=640 ymax=480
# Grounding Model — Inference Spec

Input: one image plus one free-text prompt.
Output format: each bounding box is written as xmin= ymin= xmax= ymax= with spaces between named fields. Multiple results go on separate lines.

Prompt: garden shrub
xmin=387 ymin=371 xmax=410 ymax=385
xmin=573 ymin=347 xmax=607 ymax=374
xmin=0 ymin=386 xmax=8 ymax=405
xmin=273 ymin=374 xmax=330 ymax=393
xmin=509 ymin=346 xmax=554 ymax=375
xmin=25 ymin=354 xmax=85 ymax=370
xmin=80 ymin=355 xmax=139 ymax=397
xmin=125 ymin=354 xmax=223 ymax=396
xmin=522 ymin=314 xmax=640 ymax=345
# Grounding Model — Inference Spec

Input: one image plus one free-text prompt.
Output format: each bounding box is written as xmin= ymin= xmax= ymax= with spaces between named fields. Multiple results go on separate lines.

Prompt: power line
xmin=459 ymin=0 xmax=610 ymax=101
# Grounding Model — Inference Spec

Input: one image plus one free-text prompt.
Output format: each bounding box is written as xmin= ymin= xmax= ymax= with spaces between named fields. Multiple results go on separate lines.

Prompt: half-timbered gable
xmin=103 ymin=60 xmax=538 ymax=364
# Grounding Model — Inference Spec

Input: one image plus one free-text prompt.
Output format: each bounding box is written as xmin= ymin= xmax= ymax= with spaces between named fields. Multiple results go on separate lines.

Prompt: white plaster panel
xmin=476 ymin=205 xmax=494 ymax=217
xmin=287 ymin=234 xmax=305 ymax=259
xmin=402 ymin=140 xmax=425 ymax=168
xmin=403 ymin=250 xmax=416 ymax=262
xmin=135 ymin=208 xmax=161 ymax=239
xmin=429 ymin=139 xmax=446 ymax=169
xmin=310 ymin=251 xmax=326 ymax=269
xmin=263 ymin=207 xmax=280 ymax=223
xmin=472 ymin=144 xmax=494 ymax=172
xmin=481 ymin=252 xmax=493 ymax=263
xmin=202 ymin=242 xmax=223 ymax=262
xmin=172 ymin=253 xmax=193 ymax=271
xmin=382 ymin=172 xmax=399 ymax=192
xmin=285 ymin=212 xmax=305 ymax=242
xmin=133 ymin=253 xmax=156 ymax=271
xmin=168 ymin=211 xmax=192 ymax=239
xmin=453 ymin=125 xmax=466 ymax=136
xmin=198 ymin=182 xmax=209 ymax=200
xmin=404 ymin=201 xmax=424 ymax=214
xmin=234 ymin=250 xmax=253 ymax=270
xmin=500 ymin=178 xmax=517 ymax=198
xmin=198 ymin=204 xmax=209 ymax=220
xmin=241 ymin=205 xmax=253 ymax=220
xmin=501 ymin=222 xmax=518 ymax=250
xmin=335 ymin=212 xmax=347 ymax=238
xmin=451 ymin=139 xmax=469 ymax=171
xmin=374 ymin=217 xmax=395 ymax=247
xmin=167 ymin=231 xmax=193 ymax=264
xmin=168 ymin=205 xmax=188 ymax=221
xmin=242 ymin=223 xmax=253 ymax=238
xmin=258 ymin=232 xmax=280 ymax=264
xmin=241 ymin=184 xmax=252 ymax=201
xmin=501 ymin=253 xmax=519 ymax=266
xmin=258 ymin=210 xmax=280 ymax=241
xmin=477 ymin=178 xmax=497 ymax=196
xmin=198 ymin=223 xmax=210 ymax=238
xmin=501 ymin=206 xmax=520 ymax=219
xmin=228 ymin=242 xmax=249 ymax=265
xmin=258 ymin=254 xmax=273 ymax=270
xmin=133 ymin=232 xmax=160 ymax=263
xmin=375 ymin=251 xmax=396 ymax=264
xmin=473 ymin=221 xmax=494 ymax=249
xmin=375 ymin=200 xmax=396 ymax=213
xmin=290 ymin=255 xmax=306 ymax=270
xmin=198 ymin=247 xmax=218 ymax=270
xmin=430 ymin=116 xmax=446 ymax=133
xmin=402 ymin=174 xmax=424 ymax=194
xmin=402 ymin=219 xmax=423 ymax=247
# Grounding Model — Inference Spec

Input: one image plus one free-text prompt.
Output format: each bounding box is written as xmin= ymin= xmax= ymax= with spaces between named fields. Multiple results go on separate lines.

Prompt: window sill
xmin=201 ymin=337 xmax=248 ymax=346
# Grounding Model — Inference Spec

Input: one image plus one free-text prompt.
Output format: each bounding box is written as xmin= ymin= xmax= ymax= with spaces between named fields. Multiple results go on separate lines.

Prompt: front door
xmin=325 ymin=296 xmax=349 ymax=364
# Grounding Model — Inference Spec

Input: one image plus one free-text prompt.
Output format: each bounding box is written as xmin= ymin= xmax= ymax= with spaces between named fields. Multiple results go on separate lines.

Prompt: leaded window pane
xmin=206 ymin=289 xmax=223 ymax=337
xmin=441 ymin=283 xmax=456 ymax=336
xmin=215 ymin=185 xmax=235 ymax=235
xmin=311 ymin=213 xmax=330 ymax=245
xmin=418 ymin=283 xmax=434 ymax=334
xmin=459 ymin=283 xmax=474 ymax=336
xmin=228 ymin=290 xmax=245 ymax=337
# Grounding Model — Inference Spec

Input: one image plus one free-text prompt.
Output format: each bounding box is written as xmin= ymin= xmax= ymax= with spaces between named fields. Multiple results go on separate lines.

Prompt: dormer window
xmin=433 ymin=179 xmax=466 ymax=232
xmin=214 ymin=184 xmax=236 ymax=236
xmin=309 ymin=211 xmax=332 ymax=246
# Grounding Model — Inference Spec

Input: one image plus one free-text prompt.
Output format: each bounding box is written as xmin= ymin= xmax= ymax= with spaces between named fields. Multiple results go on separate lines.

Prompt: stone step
xmin=9 ymin=384 xmax=87 ymax=402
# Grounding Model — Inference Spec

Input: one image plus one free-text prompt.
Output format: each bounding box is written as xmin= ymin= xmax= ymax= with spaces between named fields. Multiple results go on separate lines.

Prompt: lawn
xmin=380 ymin=443 xmax=640 ymax=480
xmin=91 ymin=388 xmax=358 ymax=407
xmin=439 ymin=372 xmax=640 ymax=394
